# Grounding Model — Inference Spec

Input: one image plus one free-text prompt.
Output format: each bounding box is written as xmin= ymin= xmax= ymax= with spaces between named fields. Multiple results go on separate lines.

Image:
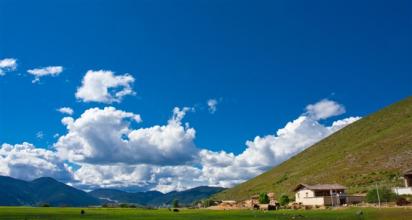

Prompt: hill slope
xmin=30 ymin=177 xmax=100 ymax=206
xmin=214 ymin=96 xmax=412 ymax=201
xmin=90 ymin=186 xmax=225 ymax=206
xmin=0 ymin=176 xmax=35 ymax=206
xmin=0 ymin=176 xmax=100 ymax=206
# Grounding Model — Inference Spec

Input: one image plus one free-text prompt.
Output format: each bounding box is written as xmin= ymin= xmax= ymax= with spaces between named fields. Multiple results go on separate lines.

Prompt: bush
xmin=259 ymin=192 xmax=270 ymax=204
xmin=119 ymin=203 xmax=138 ymax=208
xmin=366 ymin=187 xmax=396 ymax=203
xmin=279 ymin=195 xmax=290 ymax=206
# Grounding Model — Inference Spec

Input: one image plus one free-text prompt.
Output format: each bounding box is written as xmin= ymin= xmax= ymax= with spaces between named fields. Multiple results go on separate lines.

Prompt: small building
xmin=294 ymin=183 xmax=363 ymax=206
xmin=393 ymin=169 xmax=412 ymax=195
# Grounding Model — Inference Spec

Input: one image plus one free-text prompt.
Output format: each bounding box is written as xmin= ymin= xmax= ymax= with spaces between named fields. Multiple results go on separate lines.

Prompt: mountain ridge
xmin=0 ymin=175 xmax=100 ymax=206
xmin=89 ymin=186 xmax=225 ymax=206
xmin=0 ymin=175 xmax=224 ymax=206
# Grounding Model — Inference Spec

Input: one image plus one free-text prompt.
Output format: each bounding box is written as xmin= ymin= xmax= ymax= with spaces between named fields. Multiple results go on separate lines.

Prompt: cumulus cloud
xmin=55 ymin=106 xmax=197 ymax=166
xmin=0 ymin=142 xmax=72 ymax=181
xmin=72 ymin=164 xmax=205 ymax=193
xmin=27 ymin=66 xmax=63 ymax=83
xmin=57 ymin=107 xmax=74 ymax=115
xmin=196 ymin=100 xmax=360 ymax=187
xmin=75 ymin=70 xmax=135 ymax=103
xmin=207 ymin=99 xmax=218 ymax=114
xmin=0 ymin=58 xmax=17 ymax=76
xmin=60 ymin=99 xmax=359 ymax=192
xmin=305 ymin=99 xmax=346 ymax=120
xmin=1 ymin=99 xmax=361 ymax=192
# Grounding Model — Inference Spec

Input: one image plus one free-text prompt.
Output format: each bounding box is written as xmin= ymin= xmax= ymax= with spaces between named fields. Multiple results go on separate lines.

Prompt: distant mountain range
xmin=0 ymin=175 xmax=224 ymax=207
xmin=89 ymin=186 xmax=225 ymax=206
xmin=0 ymin=176 xmax=99 ymax=206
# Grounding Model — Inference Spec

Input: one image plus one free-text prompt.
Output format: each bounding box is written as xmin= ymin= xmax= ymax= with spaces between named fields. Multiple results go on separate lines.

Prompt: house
xmin=393 ymin=169 xmax=412 ymax=195
xmin=294 ymin=183 xmax=363 ymax=206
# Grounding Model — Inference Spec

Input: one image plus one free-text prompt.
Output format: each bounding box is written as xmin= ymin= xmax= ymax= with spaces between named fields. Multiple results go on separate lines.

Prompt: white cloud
xmin=72 ymin=164 xmax=205 ymax=193
xmin=1 ymin=99 xmax=361 ymax=193
xmin=57 ymin=107 xmax=74 ymax=115
xmin=62 ymin=100 xmax=359 ymax=192
xmin=27 ymin=66 xmax=63 ymax=83
xmin=305 ymin=99 xmax=346 ymax=120
xmin=207 ymin=99 xmax=218 ymax=114
xmin=0 ymin=142 xmax=73 ymax=181
xmin=196 ymin=99 xmax=360 ymax=187
xmin=75 ymin=70 xmax=135 ymax=103
xmin=55 ymin=106 xmax=197 ymax=166
xmin=0 ymin=58 xmax=17 ymax=76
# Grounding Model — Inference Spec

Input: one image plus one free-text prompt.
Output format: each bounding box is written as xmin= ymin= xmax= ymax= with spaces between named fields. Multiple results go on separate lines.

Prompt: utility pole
xmin=375 ymin=183 xmax=381 ymax=208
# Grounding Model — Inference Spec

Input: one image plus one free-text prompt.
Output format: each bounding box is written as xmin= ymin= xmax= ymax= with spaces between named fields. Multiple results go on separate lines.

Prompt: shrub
xmin=259 ymin=192 xmax=270 ymax=204
xmin=366 ymin=187 xmax=396 ymax=203
xmin=119 ymin=203 xmax=130 ymax=208
xmin=279 ymin=194 xmax=290 ymax=206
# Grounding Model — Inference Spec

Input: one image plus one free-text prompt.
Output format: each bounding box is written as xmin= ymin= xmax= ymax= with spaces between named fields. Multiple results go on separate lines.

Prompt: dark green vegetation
xmin=258 ymin=192 xmax=270 ymax=204
xmin=90 ymin=186 xmax=225 ymax=206
xmin=214 ymin=96 xmax=412 ymax=201
xmin=279 ymin=195 xmax=290 ymax=206
xmin=0 ymin=207 xmax=411 ymax=220
xmin=0 ymin=176 xmax=99 ymax=206
xmin=366 ymin=187 xmax=396 ymax=203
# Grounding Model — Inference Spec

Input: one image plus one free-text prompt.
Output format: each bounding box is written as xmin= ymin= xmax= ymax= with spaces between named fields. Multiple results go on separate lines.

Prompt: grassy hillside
xmin=214 ymin=96 xmax=412 ymax=201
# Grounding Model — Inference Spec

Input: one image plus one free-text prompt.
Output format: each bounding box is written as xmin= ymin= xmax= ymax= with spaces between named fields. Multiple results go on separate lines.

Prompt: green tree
xmin=366 ymin=187 xmax=396 ymax=203
xmin=172 ymin=199 xmax=179 ymax=208
xmin=258 ymin=192 xmax=270 ymax=204
xmin=279 ymin=194 xmax=290 ymax=206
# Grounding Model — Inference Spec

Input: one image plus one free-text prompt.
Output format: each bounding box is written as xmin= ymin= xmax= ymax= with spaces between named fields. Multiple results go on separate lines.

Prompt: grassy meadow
xmin=0 ymin=207 xmax=411 ymax=220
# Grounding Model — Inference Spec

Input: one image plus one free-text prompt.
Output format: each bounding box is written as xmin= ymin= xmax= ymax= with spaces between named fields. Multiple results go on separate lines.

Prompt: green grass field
xmin=0 ymin=207 xmax=411 ymax=220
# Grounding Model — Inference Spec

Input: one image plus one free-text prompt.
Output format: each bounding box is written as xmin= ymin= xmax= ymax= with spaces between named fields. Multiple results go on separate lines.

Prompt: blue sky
xmin=0 ymin=0 xmax=411 ymax=191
